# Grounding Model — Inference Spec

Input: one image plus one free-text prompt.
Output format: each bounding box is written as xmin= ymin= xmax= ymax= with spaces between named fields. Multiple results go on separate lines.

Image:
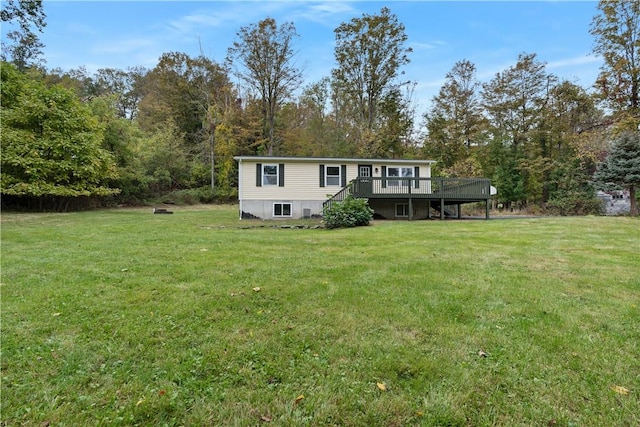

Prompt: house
xmin=234 ymin=156 xmax=493 ymax=220
xmin=596 ymin=190 xmax=631 ymax=215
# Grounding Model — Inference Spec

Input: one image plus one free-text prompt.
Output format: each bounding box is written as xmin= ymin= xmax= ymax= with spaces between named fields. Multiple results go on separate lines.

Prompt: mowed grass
xmin=1 ymin=205 xmax=638 ymax=426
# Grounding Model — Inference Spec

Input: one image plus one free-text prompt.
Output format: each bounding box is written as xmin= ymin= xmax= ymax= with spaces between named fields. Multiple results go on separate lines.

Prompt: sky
xmin=2 ymin=0 xmax=603 ymax=115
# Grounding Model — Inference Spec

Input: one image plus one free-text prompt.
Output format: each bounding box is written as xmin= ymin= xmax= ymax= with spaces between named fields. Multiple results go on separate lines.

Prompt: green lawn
xmin=1 ymin=206 xmax=638 ymax=426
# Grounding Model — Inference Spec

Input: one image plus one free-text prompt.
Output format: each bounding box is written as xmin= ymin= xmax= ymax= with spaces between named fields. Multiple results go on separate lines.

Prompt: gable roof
xmin=234 ymin=156 xmax=436 ymax=165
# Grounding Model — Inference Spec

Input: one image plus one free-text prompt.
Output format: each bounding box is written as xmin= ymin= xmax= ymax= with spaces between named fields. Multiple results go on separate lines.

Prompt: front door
xmin=356 ymin=164 xmax=373 ymax=196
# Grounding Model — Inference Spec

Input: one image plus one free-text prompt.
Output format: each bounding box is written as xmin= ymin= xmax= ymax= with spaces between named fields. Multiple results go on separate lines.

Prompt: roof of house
xmin=233 ymin=156 xmax=436 ymax=165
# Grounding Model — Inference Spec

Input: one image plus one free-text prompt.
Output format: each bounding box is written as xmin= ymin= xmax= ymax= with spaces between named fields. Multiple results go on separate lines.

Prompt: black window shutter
xmin=341 ymin=165 xmax=347 ymax=186
xmin=256 ymin=163 xmax=262 ymax=187
xmin=278 ymin=164 xmax=285 ymax=187
xmin=414 ymin=166 xmax=420 ymax=188
xmin=381 ymin=166 xmax=387 ymax=188
xmin=319 ymin=164 xmax=325 ymax=187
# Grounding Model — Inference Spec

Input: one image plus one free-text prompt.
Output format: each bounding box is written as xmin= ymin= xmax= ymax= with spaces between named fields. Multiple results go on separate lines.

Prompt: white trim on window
xmin=263 ymin=164 xmax=278 ymax=186
xmin=325 ymin=165 xmax=341 ymax=186
xmin=387 ymin=166 xmax=414 ymax=187
xmin=273 ymin=202 xmax=292 ymax=217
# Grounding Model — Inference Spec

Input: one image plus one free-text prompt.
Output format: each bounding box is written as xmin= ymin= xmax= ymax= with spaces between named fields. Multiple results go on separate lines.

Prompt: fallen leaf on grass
xmin=253 ymin=287 xmax=261 ymax=292
xmin=611 ymin=385 xmax=630 ymax=395
xmin=377 ymin=382 xmax=387 ymax=391
xmin=52 ymin=312 xmax=61 ymax=317
xmin=136 ymin=398 xmax=145 ymax=406
xmin=294 ymin=394 xmax=304 ymax=404
xmin=260 ymin=415 xmax=272 ymax=422
xmin=478 ymin=350 xmax=488 ymax=358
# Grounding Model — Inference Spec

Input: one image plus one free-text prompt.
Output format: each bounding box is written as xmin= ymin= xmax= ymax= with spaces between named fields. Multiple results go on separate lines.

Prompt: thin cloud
xmin=411 ymin=41 xmax=446 ymax=51
xmin=293 ymin=1 xmax=359 ymax=25
xmin=547 ymin=54 xmax=600 ymax=70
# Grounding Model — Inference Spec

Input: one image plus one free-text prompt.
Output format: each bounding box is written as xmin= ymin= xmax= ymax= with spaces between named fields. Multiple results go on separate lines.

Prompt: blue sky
xmin=4 ymin=0 xmax=602 ymax=113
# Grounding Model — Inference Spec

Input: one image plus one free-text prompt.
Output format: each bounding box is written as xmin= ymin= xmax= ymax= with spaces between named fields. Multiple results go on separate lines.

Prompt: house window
xmin=325 ymin=166 xmax=341 ymax=186
xmin=263 ymin=164 xmax=278 ymax=186
xmin=359 ymin=166 xmax=371 ymax=177
xmin=273 ymin=203 xmax=292 ymax=217
xmin=320 ymin=164 xmax=346 ymax=187
xmin=387 ymin=167 xmax=413 ymax=187
xmin=396 ymin=203 xmax=409 ymax=217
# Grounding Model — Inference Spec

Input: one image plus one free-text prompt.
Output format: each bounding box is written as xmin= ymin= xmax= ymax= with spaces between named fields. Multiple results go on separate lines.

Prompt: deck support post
xmin=440 ymin=198 xmax=445 ymax=220
xmin=457 ymin=203 xmax=462 ymax=219
xmin=485 ymin=199 xmax=490 ymax=219
xmin=408 ymin=197 xmax=413 ymax=221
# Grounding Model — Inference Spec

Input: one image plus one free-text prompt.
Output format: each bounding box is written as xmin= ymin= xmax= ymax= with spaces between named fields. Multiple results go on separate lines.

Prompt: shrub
xmin=323 ymin=194 xmax=373 ymax=229
xmin=546 ymin=190 xmax=604 ymax=216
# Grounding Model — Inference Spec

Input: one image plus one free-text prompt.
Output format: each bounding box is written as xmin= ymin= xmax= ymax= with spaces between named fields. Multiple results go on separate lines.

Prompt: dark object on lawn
xmin=153 ymin=208 xmax=173 ymax=214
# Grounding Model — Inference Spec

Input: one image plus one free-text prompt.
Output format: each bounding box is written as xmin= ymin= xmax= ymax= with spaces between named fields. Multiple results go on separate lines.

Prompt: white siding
xmin=236 ymin=157 xmax=433 ymax=219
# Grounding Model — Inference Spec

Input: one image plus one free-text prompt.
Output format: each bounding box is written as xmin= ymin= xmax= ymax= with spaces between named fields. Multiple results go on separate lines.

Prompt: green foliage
xmin=323 ymin=194 xmax=374 ymax=229
xmin=547 ymin=189 xmax=604 ymax=215
xmin=332 ymin=7 xmax=411 ymax=133
xmin=423 ymin=60 xmax=486 ymax=169
xmin=590 ymin=0 xmax=640 ymax=116
xmin=159 ymin=186 xmax=236 ymax=205
xmin=593 ymin=130 xmax=640 ymax=215
xmin=227 ymin=18 xmax=303 ymax=156
xmin=593 ymin=131 xmax=640 ymax=188
xmin=1 ymin=0 xmax=46 ymax=70
xmin=0 ymin=63 xmax=119 ymax=201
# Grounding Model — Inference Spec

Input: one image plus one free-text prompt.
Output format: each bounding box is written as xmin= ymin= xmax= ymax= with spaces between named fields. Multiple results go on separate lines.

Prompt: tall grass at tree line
xmin=1 ymin=206 xmax=638 ymax=426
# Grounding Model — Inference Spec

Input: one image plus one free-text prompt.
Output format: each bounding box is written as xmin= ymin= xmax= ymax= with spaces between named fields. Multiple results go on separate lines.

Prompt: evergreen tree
xmin=593 ymin=131 xmax=640 ymax=215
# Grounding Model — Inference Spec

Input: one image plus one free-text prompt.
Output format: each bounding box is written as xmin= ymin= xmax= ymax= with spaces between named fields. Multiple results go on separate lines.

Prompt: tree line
xmin=2 ymin=1 xmax=639 ymax=214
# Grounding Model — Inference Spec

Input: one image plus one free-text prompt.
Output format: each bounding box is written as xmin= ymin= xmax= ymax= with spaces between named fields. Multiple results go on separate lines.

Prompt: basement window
xmin=273 ymin=203 xmax=292 ymax=217
xmin=395 ymin=203 xmax=409 ymax=218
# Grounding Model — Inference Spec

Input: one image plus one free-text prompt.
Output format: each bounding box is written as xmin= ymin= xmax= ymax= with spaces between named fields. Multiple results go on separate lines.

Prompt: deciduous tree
xmin=332 ymin=7 xmax=412 ymax=145
xmin=0 ymin=63 xmax=118 ymax=208
xmin=227 ymin=18 xmax=303 ymax=156
xmin=590 ymin=0 xmax=640 ymax=123
xmin=1 ymin=0 xmax=46 ymax=70
xmin=423 ymin=60 xmax=487 ymax=171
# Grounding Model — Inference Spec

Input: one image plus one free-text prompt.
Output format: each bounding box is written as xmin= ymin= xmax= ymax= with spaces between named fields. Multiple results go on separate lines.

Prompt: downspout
xmin=237 ymin=159 xmax=243 ymax=220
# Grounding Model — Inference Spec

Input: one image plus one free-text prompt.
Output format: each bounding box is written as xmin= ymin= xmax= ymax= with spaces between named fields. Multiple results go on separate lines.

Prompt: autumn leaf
xmin=377 ymin=382 xmax=387 ymax=391
xmin=478 ymin=350 xmax=488 ymax=358
xmin=611 ymin=385 xmax=630 ymax=395
xmin=253 ymin=287 xmax=261 ymax=292
xmin=294 ymin=394 xmax=304 ymax=404
xmin=260 ymin=415 xmax=272 ymax=422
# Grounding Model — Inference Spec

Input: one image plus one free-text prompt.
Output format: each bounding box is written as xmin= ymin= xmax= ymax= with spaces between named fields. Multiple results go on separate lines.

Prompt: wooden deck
xmin=325 ymin=177 xmax=493 ymax=219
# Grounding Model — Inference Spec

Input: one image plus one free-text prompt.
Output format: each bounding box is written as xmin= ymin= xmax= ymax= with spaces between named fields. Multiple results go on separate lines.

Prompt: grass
xmin=1 ymin=205 xmax=638 ymax=426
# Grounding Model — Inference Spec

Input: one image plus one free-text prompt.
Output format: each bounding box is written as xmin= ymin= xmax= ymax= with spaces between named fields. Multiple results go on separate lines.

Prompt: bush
xmin=160 ymin=187 xmax=214 ymax=205
xmin=546 ymin=190 xmax=604 ymax=216
xmin=323 ymin=195 xmax=374 ymax=229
